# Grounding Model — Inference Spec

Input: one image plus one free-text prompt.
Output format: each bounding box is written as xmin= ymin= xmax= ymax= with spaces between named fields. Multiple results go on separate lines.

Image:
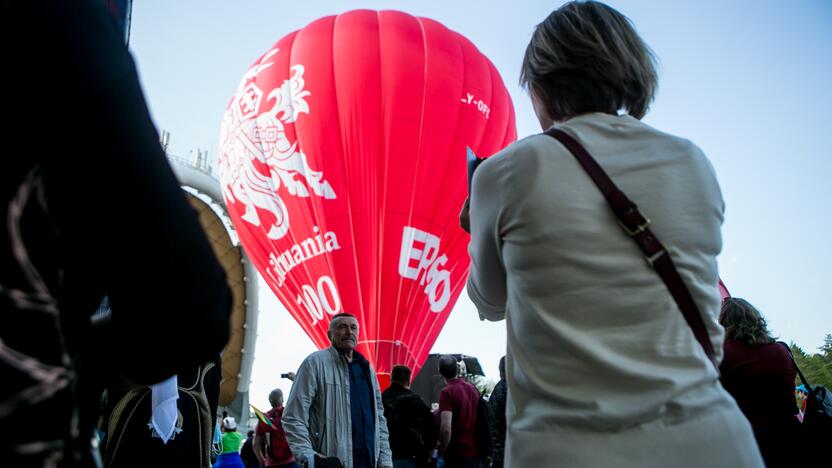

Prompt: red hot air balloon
xmin=219 ymin=10 xmax=516 ymax=387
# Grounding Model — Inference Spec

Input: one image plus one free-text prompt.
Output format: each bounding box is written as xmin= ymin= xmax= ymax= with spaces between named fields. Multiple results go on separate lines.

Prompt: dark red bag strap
xmin=544 ymin=128 xmax=717 ymax=367
xmin=779 ymin=341 xmax=814 ymax=393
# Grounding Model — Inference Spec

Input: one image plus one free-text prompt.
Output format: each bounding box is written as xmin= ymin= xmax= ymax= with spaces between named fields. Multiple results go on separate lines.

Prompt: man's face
xmin=329 ymin=316 xmax=359 ymax=352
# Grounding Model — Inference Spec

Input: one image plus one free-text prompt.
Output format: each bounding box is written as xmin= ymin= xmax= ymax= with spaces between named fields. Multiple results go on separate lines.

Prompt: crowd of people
xmin=231 ymin=313 xmax=504 ymax=468
xmin=3 ymin=0 xmax=824 ymax=467
xmin=221 ymin=296 xmax=816 ymax=468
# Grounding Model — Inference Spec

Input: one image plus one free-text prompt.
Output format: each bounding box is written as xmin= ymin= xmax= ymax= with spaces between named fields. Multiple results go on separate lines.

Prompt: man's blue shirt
xmin=348 ymin=356 xmax=375 ymax=466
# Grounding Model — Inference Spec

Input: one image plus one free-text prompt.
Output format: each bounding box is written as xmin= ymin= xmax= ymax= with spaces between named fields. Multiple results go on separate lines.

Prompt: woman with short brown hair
xmin=465 ymin=2 xmax=763 ymax=466
xmin=520 ymin=0 xmax=658 ymax=123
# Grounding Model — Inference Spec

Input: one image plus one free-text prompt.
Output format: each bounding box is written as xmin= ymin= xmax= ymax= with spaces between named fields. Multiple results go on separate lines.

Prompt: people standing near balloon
xmin=1 ymin=0 xmax=232 ymax=466
xmin=719 ymin=298 xmax=802 ymax=467
xmin=382 ymin=365 xmax=437 ymax=468
xmin=487 ymin=357 xmax=507 ymax=468
xmin=283 ymin=313 xmax=392 ymax=468
xmin=219 ymin=10 xmax=517 ymax=392
xmin=255 ymin=388 xmax=297 ymax=468
xmin=463 ymin=1 xmax=763 ymax=466
xmin=437 ymin=355 xmax=483 ymax=468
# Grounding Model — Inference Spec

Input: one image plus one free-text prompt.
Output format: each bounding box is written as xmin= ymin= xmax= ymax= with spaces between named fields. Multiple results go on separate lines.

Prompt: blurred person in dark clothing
xmin=487 ymin=357 xmax=506 ymax=468
xmin=382 ymin=365 xmax=437 ymax=468
xmin=720 ymin=298 xmax=802 ymax=467
xmin=241 ymin=430 xmax=261 ymax=468
xmin=0 ymin=0 xmax=232 ymax=466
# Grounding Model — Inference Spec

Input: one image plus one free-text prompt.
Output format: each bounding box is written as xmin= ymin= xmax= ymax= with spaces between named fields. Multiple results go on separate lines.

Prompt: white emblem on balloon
xmin=219 ymin=48 xmax=336 ymax=240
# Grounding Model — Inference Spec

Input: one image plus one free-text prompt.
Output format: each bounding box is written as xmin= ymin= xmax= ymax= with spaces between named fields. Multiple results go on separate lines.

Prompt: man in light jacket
xmin=283 ymin=313 xmax=392 ymax=468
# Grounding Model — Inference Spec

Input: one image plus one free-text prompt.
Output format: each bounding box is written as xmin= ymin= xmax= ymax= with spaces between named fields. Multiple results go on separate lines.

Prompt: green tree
xmin=821 ymin=334 xmax=832 ymax=380
xmin=820 ymin=334 xmax=832 ymax=361
xmin=464 ymin=373 xmax=490 ymax=396
xmin=790 ymin=340 xmax=832 ymax=389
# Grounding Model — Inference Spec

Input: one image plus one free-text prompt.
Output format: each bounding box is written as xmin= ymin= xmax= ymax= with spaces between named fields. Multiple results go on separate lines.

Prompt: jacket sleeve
xmin=373 ymin=370 xmax=393 ymax=466
xmin=467 ymin=155 xmax=508 ymax=321
xmin=282 ymin=357 xmax=318 ymax=465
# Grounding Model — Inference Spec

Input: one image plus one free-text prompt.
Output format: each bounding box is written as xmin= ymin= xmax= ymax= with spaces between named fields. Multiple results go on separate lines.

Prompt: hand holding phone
xmin=459 ymin=197 xmax=471 ymax=234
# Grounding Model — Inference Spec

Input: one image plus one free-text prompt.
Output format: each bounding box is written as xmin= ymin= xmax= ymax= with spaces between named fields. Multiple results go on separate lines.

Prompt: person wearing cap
xmin=213 ymin=417 xmax=245 ymax=468
xmin=283 ymin=313 xmax=393 ymax=468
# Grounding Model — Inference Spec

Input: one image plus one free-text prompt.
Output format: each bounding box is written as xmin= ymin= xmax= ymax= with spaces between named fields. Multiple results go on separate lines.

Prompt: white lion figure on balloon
xmin=219 ymin=48 xmax=336 ymax=240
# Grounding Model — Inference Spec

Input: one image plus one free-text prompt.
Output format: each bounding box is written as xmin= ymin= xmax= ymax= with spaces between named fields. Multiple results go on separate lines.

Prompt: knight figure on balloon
xmin=219 ymin=47 xmax=336 ymax=241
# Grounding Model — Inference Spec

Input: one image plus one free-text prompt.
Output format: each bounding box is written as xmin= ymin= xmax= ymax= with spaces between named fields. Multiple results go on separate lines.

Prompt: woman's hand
xmin=459 ymin=197 xmax=471 ymax=233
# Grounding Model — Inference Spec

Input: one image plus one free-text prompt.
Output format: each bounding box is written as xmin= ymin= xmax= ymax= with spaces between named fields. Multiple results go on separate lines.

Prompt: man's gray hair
xmin=268 ymin=388 xmax=283 ymax=407
xmin=328 ymin=312 xmax=357 ymax=332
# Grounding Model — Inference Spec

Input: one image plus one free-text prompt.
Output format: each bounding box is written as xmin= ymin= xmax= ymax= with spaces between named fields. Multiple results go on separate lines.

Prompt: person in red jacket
xmin=719 ymin=297 xmax=802 ymax=467
xmin=255 ymin=387 xmax=297 ymax=467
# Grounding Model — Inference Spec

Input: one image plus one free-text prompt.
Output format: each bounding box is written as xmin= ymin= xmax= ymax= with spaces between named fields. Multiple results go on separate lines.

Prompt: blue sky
xmin=130 ymin=0 xmax=832 ymax=409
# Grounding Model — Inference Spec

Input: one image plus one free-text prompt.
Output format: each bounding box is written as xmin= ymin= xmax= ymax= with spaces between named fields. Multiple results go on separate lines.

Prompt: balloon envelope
xmin=219 ymin=10 xmax=516 ymax=385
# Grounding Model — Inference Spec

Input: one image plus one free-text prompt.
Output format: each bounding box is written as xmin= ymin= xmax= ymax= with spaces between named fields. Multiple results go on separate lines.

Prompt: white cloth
xmin=467 ymin=113 xmax=764 ymax=467
xmin=150 ymin=375 xmax=179 ymax=444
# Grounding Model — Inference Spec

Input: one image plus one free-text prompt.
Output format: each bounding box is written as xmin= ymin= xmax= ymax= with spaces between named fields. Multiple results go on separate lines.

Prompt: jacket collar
xmin=327 ymin=345 xmax=369 ymax=366
xmin=383 ymin=382 xmax=410 ymax=399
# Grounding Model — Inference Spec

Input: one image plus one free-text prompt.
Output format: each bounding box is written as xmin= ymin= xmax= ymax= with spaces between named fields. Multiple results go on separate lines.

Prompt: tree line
xmin=790 ymin=334 xmax=832 ymax=389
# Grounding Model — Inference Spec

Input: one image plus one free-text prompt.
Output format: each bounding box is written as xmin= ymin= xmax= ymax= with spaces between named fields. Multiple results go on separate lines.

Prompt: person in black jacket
xmin=487 ymin=357 xmax=507 ymax=468
xmin=382 ymin=366 xmax=438 ymax=468
xmin=0 ymin=1 xmax=232 ymax=466
xmin=241 ymin=431 xmax=260 ymax=468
